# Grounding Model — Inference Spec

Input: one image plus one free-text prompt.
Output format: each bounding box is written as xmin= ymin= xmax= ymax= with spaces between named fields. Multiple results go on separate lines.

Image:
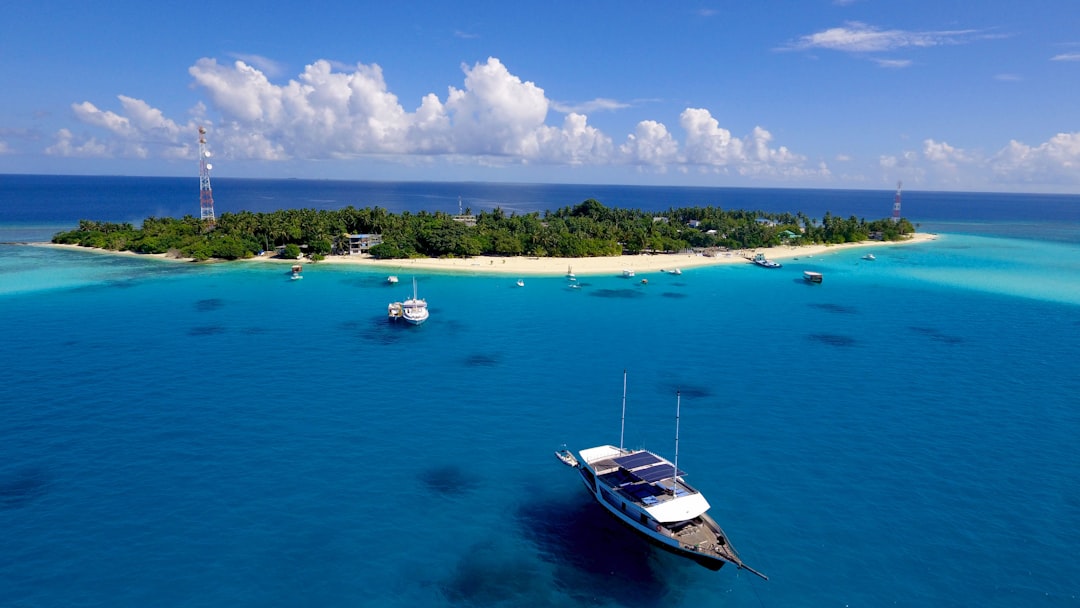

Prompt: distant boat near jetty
xmin=751 ymin=253 xmax=782 ymax=269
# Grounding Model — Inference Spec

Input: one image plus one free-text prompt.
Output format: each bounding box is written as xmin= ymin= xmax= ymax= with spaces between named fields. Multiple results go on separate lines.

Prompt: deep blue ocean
xmin=2 ymin=175 xmax=1079 ymax=607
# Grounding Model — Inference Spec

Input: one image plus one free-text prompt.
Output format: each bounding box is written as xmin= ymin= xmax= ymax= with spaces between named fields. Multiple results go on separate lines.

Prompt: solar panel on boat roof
xmin=635 ymin=463 xmax=685 ymax=483
xmin=613 ymin=452 xmax=661 ymax=469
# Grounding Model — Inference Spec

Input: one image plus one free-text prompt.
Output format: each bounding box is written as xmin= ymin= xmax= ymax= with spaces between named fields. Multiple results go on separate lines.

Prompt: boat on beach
xmin=559 ymin=372 xmax=767 ymax=578
xmin=751 ymin=253 xmax=781 ymax=269
xmin=803 ymin=270 xmax=823 ymax=283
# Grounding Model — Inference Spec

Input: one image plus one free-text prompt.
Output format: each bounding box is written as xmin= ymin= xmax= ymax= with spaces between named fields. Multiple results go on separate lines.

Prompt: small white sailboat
xmin=567 ymin=266 xmax=576 ymax=281
xmin=401 ymin=277 xmax=429 ymax=326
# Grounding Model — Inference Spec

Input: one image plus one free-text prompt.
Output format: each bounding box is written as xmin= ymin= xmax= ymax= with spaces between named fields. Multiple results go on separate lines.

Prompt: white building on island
xmin=346 ymin=233 xmax=383 ymax=254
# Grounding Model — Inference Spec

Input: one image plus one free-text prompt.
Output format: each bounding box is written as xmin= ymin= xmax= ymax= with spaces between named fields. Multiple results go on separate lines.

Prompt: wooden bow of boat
xmin=682 ymin=513 xmax=769 ymax=580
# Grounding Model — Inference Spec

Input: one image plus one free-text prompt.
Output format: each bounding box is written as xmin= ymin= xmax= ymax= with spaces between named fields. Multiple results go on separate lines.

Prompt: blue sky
xmin=2 ymin=1 xmax=1078 ymax=192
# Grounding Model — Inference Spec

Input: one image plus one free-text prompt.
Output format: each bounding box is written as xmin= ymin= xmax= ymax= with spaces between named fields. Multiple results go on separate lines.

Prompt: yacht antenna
xmin=673 ymin=390 xmax=681 ymax=489
xmin=619 ymin=369 xmax=627 ymax=450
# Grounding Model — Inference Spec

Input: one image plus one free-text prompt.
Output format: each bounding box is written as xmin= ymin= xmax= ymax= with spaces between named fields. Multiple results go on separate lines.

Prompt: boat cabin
xmin=580 ymin=445 xmax=711 ymax=523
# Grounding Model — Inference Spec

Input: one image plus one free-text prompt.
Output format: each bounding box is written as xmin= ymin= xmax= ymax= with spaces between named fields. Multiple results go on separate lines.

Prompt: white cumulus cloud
xmin=991 ymin=132 xmax=1080 ymax=182
xmin=53 ymin=54 xmax=821 ymax=181
xmin=620 ymin=120 xmax=680 ymax=167
xmin=923 ymin=139 xmax=970 ymax=168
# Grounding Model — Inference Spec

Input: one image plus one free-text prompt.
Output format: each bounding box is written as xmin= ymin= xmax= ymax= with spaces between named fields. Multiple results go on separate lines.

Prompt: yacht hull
xmin=575 ymin=465 xmax=729 ymax=571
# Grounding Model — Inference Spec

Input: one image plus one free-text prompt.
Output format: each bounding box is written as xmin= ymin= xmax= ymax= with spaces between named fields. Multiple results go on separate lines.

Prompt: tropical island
xmin=51 ymin=198 xmax=917 ymax=269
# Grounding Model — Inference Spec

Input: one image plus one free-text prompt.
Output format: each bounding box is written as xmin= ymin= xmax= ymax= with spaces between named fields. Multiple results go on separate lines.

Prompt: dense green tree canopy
xmin=53 ymin=199 xmax=916 ymax=261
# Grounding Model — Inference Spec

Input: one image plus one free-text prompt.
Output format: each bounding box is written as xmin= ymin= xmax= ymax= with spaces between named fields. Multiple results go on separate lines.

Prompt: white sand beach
xmin=43 ymin=232 xmax=936 ymax=276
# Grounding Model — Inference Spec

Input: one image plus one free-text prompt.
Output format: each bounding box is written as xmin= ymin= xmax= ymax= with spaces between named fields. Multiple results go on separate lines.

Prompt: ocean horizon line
xmin=6 ymin=171 xmax=1080 ymax=198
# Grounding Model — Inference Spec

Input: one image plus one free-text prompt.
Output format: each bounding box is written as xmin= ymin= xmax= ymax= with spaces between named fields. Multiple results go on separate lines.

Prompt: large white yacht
xmin=557 ymin=376 xmax=766 ymax=577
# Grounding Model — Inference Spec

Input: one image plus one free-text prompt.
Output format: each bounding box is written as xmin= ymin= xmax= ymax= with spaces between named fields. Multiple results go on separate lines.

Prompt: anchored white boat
xmin=803 ymin=270 xmax=823 ymax=284
xmin=554 ymin=447 xmax=579 ymax=467
xmin=290 ymin=264 xmax=303 ymax=280
xmin=567 ymin=266 xmax=576 ymax=281
xmin=387 ymin=301 xmax=403 ymax=321
xmin=557 ymin=372 xmax=767 ymax=578
xmin=387 ymin=275 xmax=399 ymax=284
xmin=622 ymin=269 xmax=636 ymax=278
xmin=862 ymin=253 xmax=876 ymax=261
xmin=751 ymin=253 xmax=781 ymax=269
xmin=401 ymin=278 xmax=429 ymax=326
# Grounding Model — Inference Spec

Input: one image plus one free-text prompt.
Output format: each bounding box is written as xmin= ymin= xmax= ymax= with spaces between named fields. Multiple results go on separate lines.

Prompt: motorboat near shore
xmin=751 ymin=253 xmax=781 ymax=269
xmin=387 ymin=301 xmax=403 ymax=321
xmin=803 ymin=270 xmax=823 ymax=283
xmin=388 ymin=277 xmax=429 ymax=325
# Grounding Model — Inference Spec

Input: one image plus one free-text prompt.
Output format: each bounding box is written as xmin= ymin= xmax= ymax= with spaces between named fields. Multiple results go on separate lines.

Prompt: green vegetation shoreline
xmin=51 ymin=199 xmax=915 ymax=262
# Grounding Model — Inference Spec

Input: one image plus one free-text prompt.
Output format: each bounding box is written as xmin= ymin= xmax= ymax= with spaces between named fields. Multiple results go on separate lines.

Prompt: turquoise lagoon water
xmin=1 ymin=178 xmax=1079 ymax=607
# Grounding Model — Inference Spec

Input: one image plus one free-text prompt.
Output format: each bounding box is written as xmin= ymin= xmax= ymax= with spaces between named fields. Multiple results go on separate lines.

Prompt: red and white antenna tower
xmin=891 ymin=180 xmax=902 ymax=223
xmin=198 ymin=126 xmax=216 ymax=228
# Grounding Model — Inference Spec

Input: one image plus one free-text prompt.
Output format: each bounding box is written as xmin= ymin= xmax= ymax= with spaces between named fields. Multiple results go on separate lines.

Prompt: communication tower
xmin=891 ymin=180 xmax=902 ymax=223
xmin=198 ymin=127 xmax=216 ymax=227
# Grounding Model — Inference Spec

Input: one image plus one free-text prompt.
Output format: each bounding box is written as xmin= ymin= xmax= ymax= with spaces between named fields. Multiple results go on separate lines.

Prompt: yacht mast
xmin=673 ymin=390 xmax=681 ymax=488
xmin=619 ymin=369 xmax=627 ymax=450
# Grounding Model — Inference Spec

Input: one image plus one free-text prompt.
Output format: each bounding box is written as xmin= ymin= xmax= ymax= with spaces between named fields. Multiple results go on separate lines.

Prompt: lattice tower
xmin=892 ymin=181 xmax=902 ymax=223
xmin=198 ymin=127 xmax=216 ymax=227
